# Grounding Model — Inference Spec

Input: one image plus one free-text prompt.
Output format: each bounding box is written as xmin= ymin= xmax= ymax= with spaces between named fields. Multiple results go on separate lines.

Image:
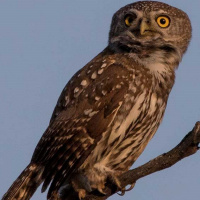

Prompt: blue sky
xmin=1 ymin=1 xmax=200 ymax=200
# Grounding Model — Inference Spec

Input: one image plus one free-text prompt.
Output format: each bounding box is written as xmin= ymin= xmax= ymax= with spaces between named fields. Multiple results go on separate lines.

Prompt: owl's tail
xmin=2 ymin=163 xmax=44 ymax=200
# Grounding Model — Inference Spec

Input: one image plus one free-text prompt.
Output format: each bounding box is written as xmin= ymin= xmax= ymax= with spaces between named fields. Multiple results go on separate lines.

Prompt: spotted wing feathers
xmin=30 ymin=50 xmax=132 ymax=198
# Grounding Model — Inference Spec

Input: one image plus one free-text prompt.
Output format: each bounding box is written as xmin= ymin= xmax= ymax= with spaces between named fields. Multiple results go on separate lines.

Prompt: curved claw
xmin=77 ymin=189 xmax=86 ymax=200
xmin=124 ymin=183 xmax=135 ymax=191
xmin=97 ymin=183 xmax=106 ymax=195
xmin=117 ymin=183 xmax=135 ymax=196
xmin=117 ymin=189 xmax=126 ymax=196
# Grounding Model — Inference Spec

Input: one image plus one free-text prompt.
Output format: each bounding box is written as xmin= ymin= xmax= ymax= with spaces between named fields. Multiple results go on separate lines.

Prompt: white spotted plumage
xmin=3 ymin=1 xmax=191 ymax=200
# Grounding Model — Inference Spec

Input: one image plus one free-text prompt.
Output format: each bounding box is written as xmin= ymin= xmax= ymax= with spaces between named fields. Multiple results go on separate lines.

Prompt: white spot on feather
xmin=29 ymin=165 xmax=36 ymax=171
xmin=65 ymin=96 xmax=69 ymax=106
xmin=91 ymin=72 xmax=97 ymax=79
xmin=84 ymin=109 xmax=93 ymax=115
xmin=74 ymin=87 xmax=79 ymax=93
xmin=101 ymin=63 xmax=107 ymax=68
xmin=95 ymin=96 xmax=100 ymax=101
xmin=102 ymin=90 xmax=107 ymax=95
xmin=116 ymin=84 xmax=121 ymax=89
xmin=87 ymin=70 xmax=91 ymax=74
xmin=98 ymin=69 xmax=104 ymax=75
xmin=81 ymin=80 xmax=87 ymax=86
xmin=89 ymin=111 xmax=98 ymax=117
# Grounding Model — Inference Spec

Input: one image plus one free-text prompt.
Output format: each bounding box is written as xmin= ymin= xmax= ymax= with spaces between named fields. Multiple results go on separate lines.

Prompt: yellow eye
xmin=124 ymin=14 xmax=136 ymax=27
xmin=156 ymin=16 xmax=170 ymax=28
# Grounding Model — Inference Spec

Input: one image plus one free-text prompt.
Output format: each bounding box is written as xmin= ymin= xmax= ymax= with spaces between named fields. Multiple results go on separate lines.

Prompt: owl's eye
xmin=124 ymin=14 xmax=136 ymax=27
xmin=156 ymin=16 xmax=170 ymax=28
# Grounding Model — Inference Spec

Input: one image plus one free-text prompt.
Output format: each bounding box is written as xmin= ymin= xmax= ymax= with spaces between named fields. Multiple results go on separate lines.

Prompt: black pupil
xmin=160 ymin=18 xmax=166 ymax=24
xmin=128 ymin=17 xmax=133 ymax=24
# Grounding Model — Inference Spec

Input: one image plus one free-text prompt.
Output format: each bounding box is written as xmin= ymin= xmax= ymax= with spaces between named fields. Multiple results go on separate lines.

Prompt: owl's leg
xmin=96 ymin=181 xmax=106 ymax=195
xmin=107 ymin=173 xmax=122 ymax=190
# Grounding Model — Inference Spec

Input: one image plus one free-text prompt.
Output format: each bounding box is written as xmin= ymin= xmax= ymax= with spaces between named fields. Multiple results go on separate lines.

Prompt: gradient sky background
xmin=1 ymin=1 xmax=200 ymax=200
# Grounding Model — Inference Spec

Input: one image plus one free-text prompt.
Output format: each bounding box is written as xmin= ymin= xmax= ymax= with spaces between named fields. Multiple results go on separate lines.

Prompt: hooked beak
xmin=140 ymin=19 xmax=155 ymax=36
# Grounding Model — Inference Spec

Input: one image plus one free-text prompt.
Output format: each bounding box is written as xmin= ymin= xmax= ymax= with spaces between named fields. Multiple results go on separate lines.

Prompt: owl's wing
xmin=31 ymin=51 xmax=134 ymax=197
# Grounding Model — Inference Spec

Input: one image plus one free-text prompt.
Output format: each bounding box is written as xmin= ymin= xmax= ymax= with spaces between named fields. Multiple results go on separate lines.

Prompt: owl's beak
xmin=140 ymin=19 xmax=153 ymax=36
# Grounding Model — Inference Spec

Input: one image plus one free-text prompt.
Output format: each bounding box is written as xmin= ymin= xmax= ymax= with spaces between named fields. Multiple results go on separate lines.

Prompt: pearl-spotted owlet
xmin=3 ymin=1 xmax=191 ymax=200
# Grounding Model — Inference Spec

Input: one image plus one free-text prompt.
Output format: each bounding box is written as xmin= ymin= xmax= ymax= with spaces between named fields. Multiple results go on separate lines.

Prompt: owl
xmin=3 ymin=1 xmax=191 ymax=200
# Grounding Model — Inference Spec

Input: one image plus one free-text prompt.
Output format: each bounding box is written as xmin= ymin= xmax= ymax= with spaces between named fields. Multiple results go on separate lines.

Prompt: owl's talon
xmin=117 ymin=183 xmax=135 ymax=196
xmin=117 ymin=189 xmax=125 ymax=196
xmin=97 ymin=183 xmax=106 ymax=195
xmin=97 ymin=187 xmax=106 ymax=195
xmin=124 ymin=183 xmax=135 ymax=192
xmin=77 ymin=189 xmax=86 ymax=200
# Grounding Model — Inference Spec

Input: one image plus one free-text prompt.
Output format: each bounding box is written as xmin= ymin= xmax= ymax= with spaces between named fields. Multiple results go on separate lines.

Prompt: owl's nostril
xmin=146 ymin=20 xmax=150 ymax=24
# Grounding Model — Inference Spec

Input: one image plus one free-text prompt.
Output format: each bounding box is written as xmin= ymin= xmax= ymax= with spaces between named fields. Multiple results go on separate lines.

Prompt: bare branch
xmin=63 ymin=122 xmax=200 ymax=200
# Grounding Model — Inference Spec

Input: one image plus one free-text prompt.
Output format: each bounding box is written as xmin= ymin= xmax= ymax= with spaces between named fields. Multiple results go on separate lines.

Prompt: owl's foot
xmin=71 ymin=171 xmax=125 ymax=198
xmin=71 ymin=174 xmax=107 ymax=198
xmin=117 ymin=182 xmax=135 ymax=196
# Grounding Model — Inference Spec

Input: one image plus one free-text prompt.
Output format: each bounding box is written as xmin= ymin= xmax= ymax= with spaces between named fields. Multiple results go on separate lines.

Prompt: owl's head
xmin=109 ymin=1 xmax=192 ymax=66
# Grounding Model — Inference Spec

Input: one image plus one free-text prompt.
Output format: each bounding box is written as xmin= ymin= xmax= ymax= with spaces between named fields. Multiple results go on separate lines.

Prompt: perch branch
xmin=63 ymin=121 xmax=200 ymax=200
